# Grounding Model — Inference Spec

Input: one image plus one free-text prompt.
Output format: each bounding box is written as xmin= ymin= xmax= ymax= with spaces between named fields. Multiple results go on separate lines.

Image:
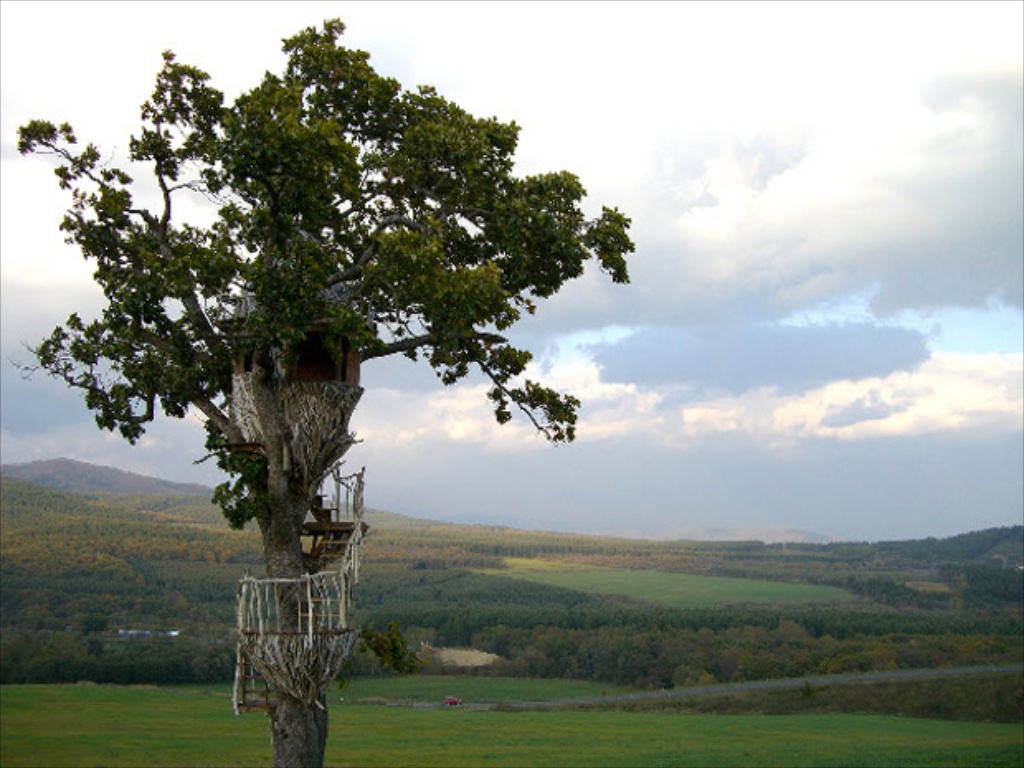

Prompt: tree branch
xmin=190 ymin=394 xmax=237 ymax=441
xmin=329 ymin=213 xmax=430 ymax=285
xmin=180 ymin=291 xmax=220 ymax=344
xmin=478 ymin=360 xmax=553 ymax=440
xmin=360 ymin=332 xmax=433 ymax=360
xmin=361 ymin=330 xmax=505 ymax=361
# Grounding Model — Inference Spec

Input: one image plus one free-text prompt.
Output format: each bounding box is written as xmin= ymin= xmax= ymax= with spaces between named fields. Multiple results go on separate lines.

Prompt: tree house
xmin=233 ymin=465 xmax=368 ymax=716
xmin=229 ymin=325 xmax=364 ymax=487
xmin=231 ymin=327 xmax=361 ymax=387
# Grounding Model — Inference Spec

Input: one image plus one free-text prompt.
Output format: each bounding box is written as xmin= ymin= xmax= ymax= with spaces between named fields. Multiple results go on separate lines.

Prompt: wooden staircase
xmin=301 ymin=468 xmax=367 ymax=569
xmin=303 ymin=519 xmax=369 ymax=565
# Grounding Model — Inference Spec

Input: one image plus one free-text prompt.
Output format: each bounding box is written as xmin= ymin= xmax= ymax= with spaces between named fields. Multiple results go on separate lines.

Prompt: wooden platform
xmin=302 ymin=520 xmax=369 ymax=564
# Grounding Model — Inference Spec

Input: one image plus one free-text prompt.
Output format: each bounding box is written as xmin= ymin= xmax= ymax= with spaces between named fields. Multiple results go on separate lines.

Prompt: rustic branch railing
xmin=233 ymin=572 xmax=359 ymax=711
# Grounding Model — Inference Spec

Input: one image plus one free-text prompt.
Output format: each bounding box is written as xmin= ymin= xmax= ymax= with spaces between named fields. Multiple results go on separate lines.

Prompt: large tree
xmin=18 ymin=19 xmax=632 ymax=768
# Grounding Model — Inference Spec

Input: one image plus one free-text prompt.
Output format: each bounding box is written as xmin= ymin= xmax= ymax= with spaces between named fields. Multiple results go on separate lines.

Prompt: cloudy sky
xmin=2 ymin=1 xmax=1021 ymax=541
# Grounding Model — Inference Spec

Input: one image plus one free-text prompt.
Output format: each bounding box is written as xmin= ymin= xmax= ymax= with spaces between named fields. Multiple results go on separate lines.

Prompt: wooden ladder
xmin=234 ymin=645 xmax=274 ymax=713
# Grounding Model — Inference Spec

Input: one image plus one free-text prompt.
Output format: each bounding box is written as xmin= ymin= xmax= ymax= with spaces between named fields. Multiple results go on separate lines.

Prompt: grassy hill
xmin=0 ymin=458 xmax=213 ymax=497
xmin=1 ymin=463 xmax=1021 ymax=696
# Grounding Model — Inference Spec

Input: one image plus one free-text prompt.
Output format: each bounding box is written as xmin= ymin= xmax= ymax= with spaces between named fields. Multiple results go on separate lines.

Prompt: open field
xmin=478 ymin=557 xmax=855 ymax=608
xmin=2 ymin=683 xmax=1021 ymax=768
xmin=340 ymin=673 xmax=635 ymax=703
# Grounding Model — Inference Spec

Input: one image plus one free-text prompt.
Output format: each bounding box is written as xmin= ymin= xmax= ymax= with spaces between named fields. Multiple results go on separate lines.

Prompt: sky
xmin=1 ymin=1 xmax=1021 ymax=542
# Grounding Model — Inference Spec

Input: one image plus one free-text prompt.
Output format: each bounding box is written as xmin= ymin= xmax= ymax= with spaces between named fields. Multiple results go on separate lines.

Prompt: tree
xmin=18 ymin=19 xmax=632 ymax=768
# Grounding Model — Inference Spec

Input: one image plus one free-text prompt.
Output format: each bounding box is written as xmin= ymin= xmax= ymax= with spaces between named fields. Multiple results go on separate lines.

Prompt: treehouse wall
xmin=281 ymin=380 xmax=363 ymax=488
xmin=230 ymin=373 xmax=363 ymax=489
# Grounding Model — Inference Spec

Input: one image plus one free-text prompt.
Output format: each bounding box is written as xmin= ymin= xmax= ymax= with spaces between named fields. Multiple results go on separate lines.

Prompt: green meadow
xmin=339 ymin=674 xmax=635 ymax=703
xmin=479 ymin=557 xmax=854 ymax=608
xmin=2 ymin=683 xmax=1021 ymax=768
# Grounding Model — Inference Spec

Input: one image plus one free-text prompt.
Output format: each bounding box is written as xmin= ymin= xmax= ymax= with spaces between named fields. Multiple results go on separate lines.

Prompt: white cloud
xmin=633 ymin=63 xmax=1023 ymax=321
xmin=357 ymin=384 xmax=536 ymax=451
xmin=356 ymin=348 xmax=1023 ymax=454
xmin=666 ymin=352 xmax=1023 ymax=446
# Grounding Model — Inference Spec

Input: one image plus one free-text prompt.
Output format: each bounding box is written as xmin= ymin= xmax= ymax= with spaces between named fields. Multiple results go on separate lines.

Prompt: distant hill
xmin=869 ymin=526 xmax=1024 ymax=569
xmin=0 ymin=458 xmax=212 ymax=497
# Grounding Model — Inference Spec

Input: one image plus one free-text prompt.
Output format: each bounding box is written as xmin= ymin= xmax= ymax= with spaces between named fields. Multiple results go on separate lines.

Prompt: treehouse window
xmin=294 ymin=332 xmax=337 ymax=381
xmin=291 ymin=332 xmax=360 ymax=385
xmin=233 ymin=352 xmax=255 ymax=375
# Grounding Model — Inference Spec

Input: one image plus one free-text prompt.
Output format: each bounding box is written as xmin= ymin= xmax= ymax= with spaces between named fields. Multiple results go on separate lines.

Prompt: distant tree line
xmin=0 ymin=633 xmax=232 ymax=685
xmin=462 ymin=622 xmax=1022 ymax=689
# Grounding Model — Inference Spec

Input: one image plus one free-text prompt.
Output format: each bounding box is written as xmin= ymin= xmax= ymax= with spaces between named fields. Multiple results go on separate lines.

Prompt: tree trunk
xmin=260 ymin=479 xmax=336 ymax=768
xmin=269 ymin=693 xmax=329 ymax=768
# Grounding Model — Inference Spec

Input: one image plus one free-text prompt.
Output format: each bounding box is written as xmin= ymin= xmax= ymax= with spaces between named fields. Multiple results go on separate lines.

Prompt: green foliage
xmin=940 ymin=564 xmax=1024 ymax=608
xmin=357 ymin=621 xmax=421 ymax=676
xmin=204 ymin=424 xmax=269 ymax=529
xmin=466 ymin=620 xmax=1022 ymax=689
xmin=826 ymin=526 xmax=1024 ymax=570
xmin=0 ymin=634 xmax=233 ymax=685
xmin=17 ymin=19 xmax=634 ymax=527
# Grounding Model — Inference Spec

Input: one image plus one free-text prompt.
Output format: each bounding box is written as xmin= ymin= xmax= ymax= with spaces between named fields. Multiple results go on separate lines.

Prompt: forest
xmin=1 ymin=467 xmax=1021 ymax=694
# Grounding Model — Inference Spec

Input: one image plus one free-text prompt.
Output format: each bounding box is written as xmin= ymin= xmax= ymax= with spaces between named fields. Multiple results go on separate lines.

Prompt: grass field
xmin=478 ymin=558 xmax=854 ymax=608
xmin=339 ymin=674 xmax=635 ymax=703
xmin=2 ymin=683 xmax=1021 ymax=767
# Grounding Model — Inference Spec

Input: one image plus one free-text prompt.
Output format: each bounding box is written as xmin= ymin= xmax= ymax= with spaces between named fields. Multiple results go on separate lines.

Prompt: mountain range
xmin=0 ymin=457 xmax=213 ymax=497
